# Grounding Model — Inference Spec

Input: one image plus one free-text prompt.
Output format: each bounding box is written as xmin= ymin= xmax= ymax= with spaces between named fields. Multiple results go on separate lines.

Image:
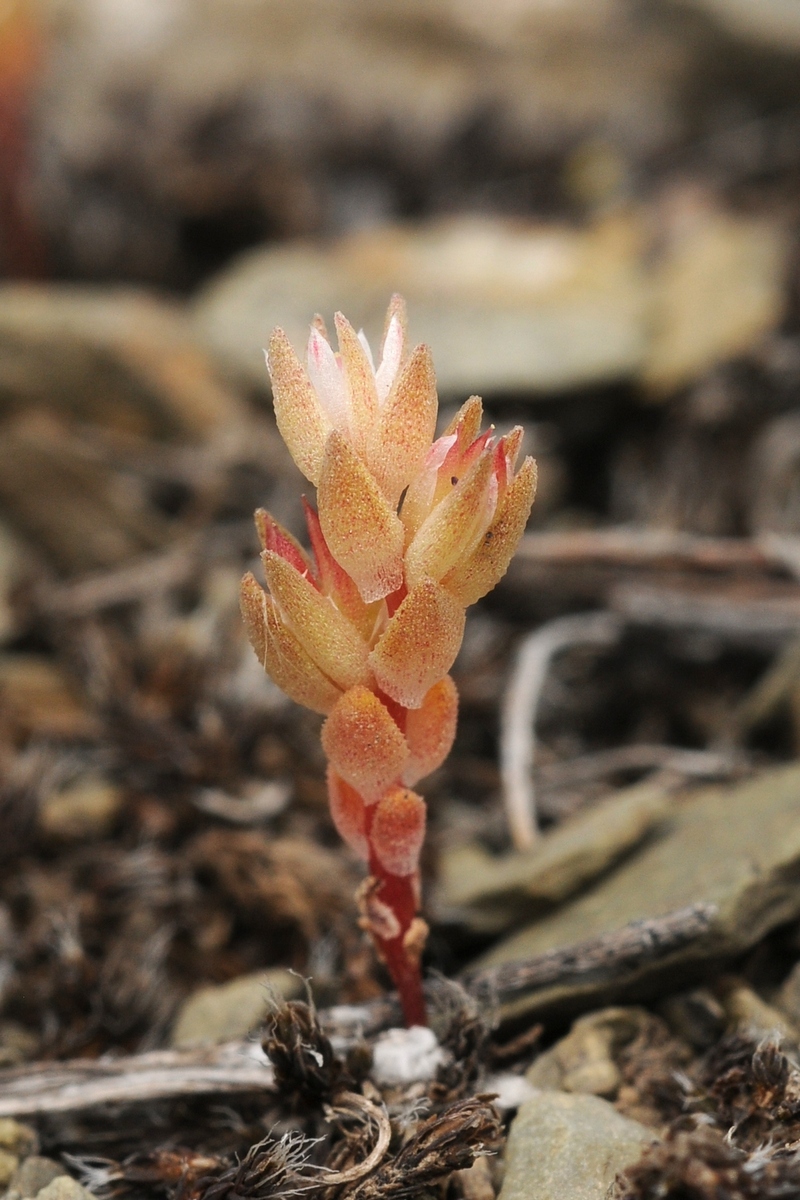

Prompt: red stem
xmin=367 ymin=846 xmax=427 ymax=1027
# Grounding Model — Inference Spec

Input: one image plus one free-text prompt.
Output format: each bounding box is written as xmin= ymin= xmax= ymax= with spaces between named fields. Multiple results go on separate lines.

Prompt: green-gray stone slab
xmin=478 ymin=763 xmax=800 ymax=1020
xmin=499 ymin=1091 xmax=654 ymax=1200
xmin=434 ymin=782 xmax=669 ymax=933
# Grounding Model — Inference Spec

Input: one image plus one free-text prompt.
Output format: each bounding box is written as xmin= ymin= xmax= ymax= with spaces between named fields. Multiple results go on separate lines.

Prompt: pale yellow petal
xmin=240 ymin=578 xmax=343 ymax=714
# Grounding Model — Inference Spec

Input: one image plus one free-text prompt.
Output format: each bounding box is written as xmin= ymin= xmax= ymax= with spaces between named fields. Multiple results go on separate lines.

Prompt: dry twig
xmin=499 ymin=611 xmax=622 ymax=850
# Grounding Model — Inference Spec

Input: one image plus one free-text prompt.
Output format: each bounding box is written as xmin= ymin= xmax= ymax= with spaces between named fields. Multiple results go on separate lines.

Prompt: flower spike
xmin=243 ymin=296 xmax=536 ymax=1027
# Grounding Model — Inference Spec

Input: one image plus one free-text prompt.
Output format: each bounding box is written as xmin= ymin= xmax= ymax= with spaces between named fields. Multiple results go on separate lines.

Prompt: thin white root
xmin=500 ymin=611 xmax=622 ymax=851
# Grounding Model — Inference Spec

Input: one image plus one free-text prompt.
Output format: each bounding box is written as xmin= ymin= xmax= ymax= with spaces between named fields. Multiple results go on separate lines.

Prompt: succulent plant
xmin=241 ymin=296 xmax=536 ymax=1025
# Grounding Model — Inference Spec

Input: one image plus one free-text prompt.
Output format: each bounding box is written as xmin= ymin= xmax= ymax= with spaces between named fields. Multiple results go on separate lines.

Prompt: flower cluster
xmin=241 ymin=297 xmax=536 ymax=1025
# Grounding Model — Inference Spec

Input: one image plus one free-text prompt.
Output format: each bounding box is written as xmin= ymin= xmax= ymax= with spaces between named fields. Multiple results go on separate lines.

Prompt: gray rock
xmin=35 ymin=1176 xmax=96 ymax=1200
xmin=479 ymin=764 xmax=800 ymax=1022
xmin=171 ymin=969 xmax=304 ymax=1048
xmin=526 ymin=1007 xmax=651 ymax=1098
xmin=9 ymin=1159 xmax=67 ymax=1199
xmin=499 ymin=1091 xmax=654 ymax=1200
xmin=434 ymin=782 xmax=669 ymax=933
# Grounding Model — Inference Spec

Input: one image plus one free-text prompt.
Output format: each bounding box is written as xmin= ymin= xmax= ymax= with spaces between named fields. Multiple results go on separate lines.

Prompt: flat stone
xmin=194 ymin=206 xmax=785 ymax=399
xmin=434 ymin=782 xmax=669 ymax=934
xmin=478 ymin=764 xmax=800 ymax=1021
xmin=499 ymin=1091 xmax=654 ymax=1200
xmin=35 ymin=1176 xmax=96 ymax=1200
xmin=9 ymin=1159 xmax=67 ymax=1199
xmin=0 ymin=286 xmax=249 ymax=441
xmin=170 ymin=969 xmax=304 ymax=1048
xmin=642 ymin=201 xmax=786 ymax=392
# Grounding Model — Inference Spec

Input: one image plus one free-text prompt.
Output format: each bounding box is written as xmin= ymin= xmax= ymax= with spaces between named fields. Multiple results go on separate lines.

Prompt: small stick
xmin=0 ymin=1042 xmax=276 ymax=1117
xmin=611 ymin=580 xmax=800 ymax=645
xmin=461 ymin=902 xmax=718 ymax=1000
xmin=536 ymin=743 xmax=742 ymax=790
xmin=0 ymin=905 xmax=718 ymax=1118
xmin=499 ymin=611 xmax=622 ymax=851
xmin=514 ymin=528 xmax=777 ymax=573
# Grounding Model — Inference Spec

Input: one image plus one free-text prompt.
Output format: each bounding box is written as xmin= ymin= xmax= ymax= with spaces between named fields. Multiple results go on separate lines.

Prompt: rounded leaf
xmin=370 ymin=786 xmax=426 ymax=877
xmin=369 ymin=579 xmax=465 ymax=709
xmin=322 ymin=686 xmax=409 ymax=804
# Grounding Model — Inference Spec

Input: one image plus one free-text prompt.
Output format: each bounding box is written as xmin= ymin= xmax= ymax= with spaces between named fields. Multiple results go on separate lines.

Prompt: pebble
xmin=499 ymin=1091 xmax=655 ymax=1200
xmin=0 ymin=1152 xmax=19 ymax=1188
xmin=39 ymin=778 xmax=123 ymax=841
xmin=434 ymin=782 xmax=669 ymax=934
xmin=526 ymin=1008 xmax=651 ymax=1098
xmin=8 ymin=1158 xmax=67 ymax=1199
xmin=0 ymin=1121 xmax=38 ymax=1158
xmin=35 ymin=1176 xmax=97 ymax=1200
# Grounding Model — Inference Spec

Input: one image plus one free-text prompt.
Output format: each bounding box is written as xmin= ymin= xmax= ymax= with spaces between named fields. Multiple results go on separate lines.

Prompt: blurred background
xmin=3 ymin=0 xmax=800 ymax=1069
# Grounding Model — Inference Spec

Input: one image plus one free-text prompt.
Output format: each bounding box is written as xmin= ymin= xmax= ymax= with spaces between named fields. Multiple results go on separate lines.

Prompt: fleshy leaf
xmin=403 ymin=675 xmax=458 ymax=786
xmin=267 ymin=327 xmax=332 ymax=485
xmin=254 ymin=508 xmax=315 ymax=582
xmin=370 ymin=786 xmax=426 ymax=876
xmin=327 ymin=768 xmax=368 ymax=859
xmin=443 ymin=456 xmax=537 ymax=606
xmin=369 ymin=579 xmax=466 ymax=709
xmin=317 ymin=430 xmax=405 ymax=603
xmin=261 ymin=549 xmax=369 ymax=691
xmin=442 ymin=394 xmax=483 ymax=441
xmin=303 ymin=498 xmax=375 ymax=638
xmin=240 ymin=571 xmax=269 ymax=666
xmin=369 ymin=344 xmax=438 ymax=508
xmin=241 ymin=575 xmax=342 ymax=713
xmin=322 ymin=686 xmax=409 ymax=803
xmin=335 ymin=312 xmax=379 ymax=460
xmin=404 ymin=448 xmax=497 ymax=589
